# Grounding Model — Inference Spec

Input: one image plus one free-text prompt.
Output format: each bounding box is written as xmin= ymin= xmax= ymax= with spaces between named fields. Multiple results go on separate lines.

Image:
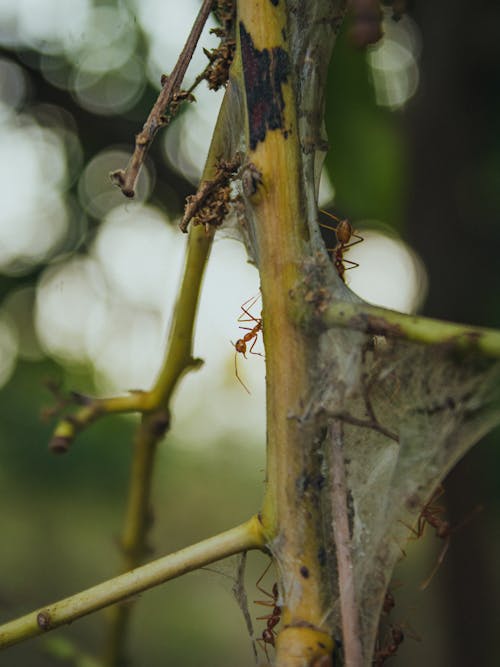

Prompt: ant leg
xmin=341 ymin=258 xmax=360 ymax=271
xmin=342 ymin=232 xmax=364 ymax=249
xmin=248 ymin=334 xmax=264 ymax=357
xmin=256 ymin=638 xmax=270 ymax=662
xmin=238 ymin=295 xmax=261 ymax=323
xmin=255 ymin=560 xmax=273 ymax=599
xmin=420 ymin=538 xmax=450 ymax=590
xmin=319 ymin=221 xmax=338 ymax=234
xmin=399 ymin=516 xmax=425 ymax=540
xmin=319 ymin=209 xmax=341 ymax=225
xmin=238 ymin=311 xmax=260 ymax=325
xmin=234 ymin=351 xmax=250 ymax=394
xmin=240 ymin=293 xmax=261 ymax=311
xmin=238 ymin=305 xmax=262 ymax=325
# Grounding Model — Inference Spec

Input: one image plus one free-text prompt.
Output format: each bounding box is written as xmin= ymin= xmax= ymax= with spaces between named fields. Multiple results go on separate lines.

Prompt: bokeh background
xmin=0 ymin=1 xmax=499 ymax=665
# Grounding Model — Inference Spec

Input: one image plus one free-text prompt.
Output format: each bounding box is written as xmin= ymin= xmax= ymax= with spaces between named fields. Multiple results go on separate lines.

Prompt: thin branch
xmin=321 ymin=301 xmax=500 ymax=359
xmin=109 ymin=0 xmax=214 ymax=198
xmin=47 ymin=392 xmax=151 ymax=453
xmin=103 ymin=413 xmax=167 ymax=666
xmin=231 ymin=552 xmax=259 ymax=663
xmin=329 ymin=420 xmax=364 ymax=667
xmin=102 ymin=83 xmax=239 ymax=664
xmin=0 ymin=516 xmax=265 ymax=650
xmin=330 ymin=410 xmax=399 ymax=443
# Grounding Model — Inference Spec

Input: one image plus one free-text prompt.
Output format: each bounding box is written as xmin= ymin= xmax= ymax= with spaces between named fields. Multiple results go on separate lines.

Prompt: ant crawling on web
xmin=233 ymin=294 xmax=263 ymax=393
xmin=408 ymin=485 xmax=481 ymax=589
xmin=254 ymin=561 xmax=281 ymax=661
xmin=319 ymin=210 xmax=363 ymax=282
xmin=372 ymin=624 xmax=405 ymax=666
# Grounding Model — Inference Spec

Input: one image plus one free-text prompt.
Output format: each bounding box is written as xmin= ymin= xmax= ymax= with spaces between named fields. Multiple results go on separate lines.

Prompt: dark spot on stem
xmin=239 ymin=22 xmax=290 ymax=150
xmin=37 ymin=611 xmax=51 ymax=630
xmin=317 ymin=546 xmax=327 ymax=567
xmin=300 ymin=565 xmax=310 ymax=578
xmin=150 ymin=411 xmax=170 ymax=438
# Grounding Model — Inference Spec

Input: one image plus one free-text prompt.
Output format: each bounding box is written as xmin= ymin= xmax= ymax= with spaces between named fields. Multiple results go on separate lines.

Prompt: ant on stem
xmin=254 ymin=561 xmax=281 ymax=661
xmin=319 ymin=210 xmax=363 ymax=282
xmin=382 ymin=590 xmax=395 ymax=616
xmin=233 ymin=295 xmax=263 ymax=394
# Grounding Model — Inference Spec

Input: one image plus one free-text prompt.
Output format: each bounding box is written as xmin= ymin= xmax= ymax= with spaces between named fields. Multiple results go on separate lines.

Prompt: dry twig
xmin=179 ymin=153 xmax=242 ymax=232
xmin=110 ymin=0 xmax=214 ymax=198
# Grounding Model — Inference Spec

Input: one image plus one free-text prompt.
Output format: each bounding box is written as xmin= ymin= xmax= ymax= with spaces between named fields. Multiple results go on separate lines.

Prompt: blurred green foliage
xmin=325 ymin=24 xmax=405 ymax=228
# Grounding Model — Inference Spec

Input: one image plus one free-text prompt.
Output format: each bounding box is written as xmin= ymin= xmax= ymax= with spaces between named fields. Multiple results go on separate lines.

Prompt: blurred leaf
xmin=43 ymin=636 xmax=102 ymax=667
xmin=325 ymin=24 xmax=405 ymax=227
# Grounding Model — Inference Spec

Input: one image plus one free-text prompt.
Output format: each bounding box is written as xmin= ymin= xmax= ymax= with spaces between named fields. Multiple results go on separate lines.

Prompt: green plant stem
xmin=103 ymin=80 xmax=240 ymax=664
xmin=49 ymin=393 xmax=149 ymax=451
xmin=322 ymin=301 xmax=500 ymax=358
xmin=103 ymin=415 xmax=167 ymax=666
xmin=0 ymin=516 xmax=264 ymax=650
xmin=237 ymin=3 xmax=335 ymax=665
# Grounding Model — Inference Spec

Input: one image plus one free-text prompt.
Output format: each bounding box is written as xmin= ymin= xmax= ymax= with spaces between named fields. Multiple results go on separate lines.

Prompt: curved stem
xmin=103 ymin=75 xmax=241 ymax=665
xmin=322 ymin=301 xmax=500 ymax=358
xmin=0 ymin=516 xmax=265 ymax=650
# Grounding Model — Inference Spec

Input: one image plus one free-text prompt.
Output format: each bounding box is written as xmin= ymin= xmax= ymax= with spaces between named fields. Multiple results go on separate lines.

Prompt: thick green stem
xmin=238 ymin=3 xmax=335 ymax=665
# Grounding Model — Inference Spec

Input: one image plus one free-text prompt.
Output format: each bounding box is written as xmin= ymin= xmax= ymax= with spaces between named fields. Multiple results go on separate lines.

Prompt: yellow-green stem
xmin=238 ymin=3 xmax=333 ymax=665
xmin=0 ymin=517 xmax=264 ymax=650
xmin=103 ymin=68 xmax=241 ymax=664
xmin=323 ymin=301 xmax=500 ymax=358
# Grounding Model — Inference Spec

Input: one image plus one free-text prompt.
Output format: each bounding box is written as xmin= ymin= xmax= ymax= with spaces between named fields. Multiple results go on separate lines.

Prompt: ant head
xmin=391 ymin=625 xmax=404 ymax=643
xmin=235 ymin=339 xmax=247 ymax=355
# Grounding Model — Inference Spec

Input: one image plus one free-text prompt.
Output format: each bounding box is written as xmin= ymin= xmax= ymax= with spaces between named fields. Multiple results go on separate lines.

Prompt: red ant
xmin=408 ymin=486 xmax=481 ymax=589
xmin=254 ymin=561 xmax=281 ymax=660
xmin=319 ymin=210 xmax=363 ymax=282
xmin=372 ymin=625 xmax=405 ymax=666
xmin=382 ymin=589 xmax=395 ymax=615
xmin=234 ymin=295 xmax=263 ymax=393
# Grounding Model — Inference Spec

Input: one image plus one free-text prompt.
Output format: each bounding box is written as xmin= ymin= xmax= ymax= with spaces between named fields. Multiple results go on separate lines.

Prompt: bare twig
xmin=329 ymin=420 xmax=364 ymax=667
xmin=109 ymin=0 xmax=214 ymax=198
